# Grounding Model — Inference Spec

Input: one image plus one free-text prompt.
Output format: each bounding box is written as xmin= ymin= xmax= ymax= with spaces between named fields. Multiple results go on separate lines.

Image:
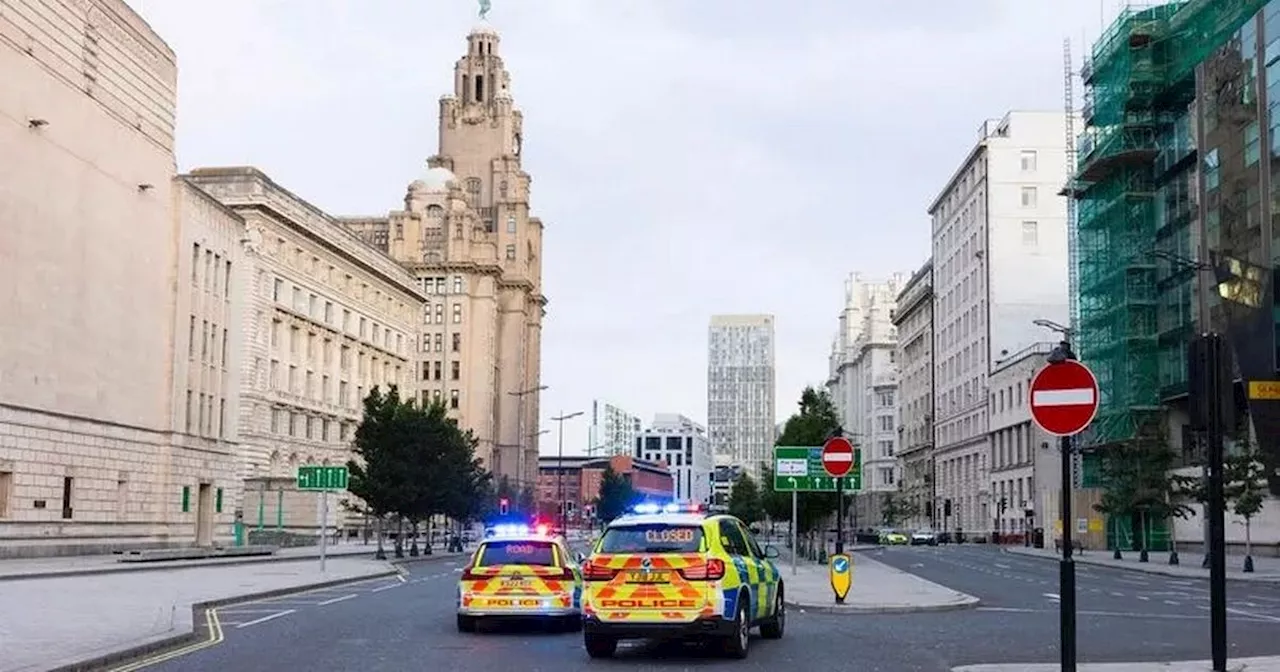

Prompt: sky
xmin=127 ymin=0 xmax=1119 ymax=456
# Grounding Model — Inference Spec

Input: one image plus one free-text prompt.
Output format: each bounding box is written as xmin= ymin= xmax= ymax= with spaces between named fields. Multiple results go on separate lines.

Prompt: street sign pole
xmin=835 ymin=476 xmax=845 ymax=556
xmin=1029 ymin=345 xmax=1099 ymax=672
xmin=320 ymin=488 xmax=329 ymax=573
xmin=790 ymin=491 xmax=798 ymax=576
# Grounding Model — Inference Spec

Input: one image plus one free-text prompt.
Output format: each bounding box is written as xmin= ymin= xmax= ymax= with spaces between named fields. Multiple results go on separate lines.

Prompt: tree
xmin=759 ymin=465 xmax=791 ymax=523
xmin=1093 ymin=428 xmax=1185 ymax=556
xmin=1225 ymin=437 xmax=1268 ymax=567
xmin=728 ymin=473 xmax=766 ymax=524
xmin=347 ymin=385 xmax=415 ymax=560
xmin=774 ymin=386 xmax=848 ymax=534
xmin=404 ymin=398 xmax=492 ymax=554
xmin=595 ymin=466 xmax=636 ymax=523
xmin=880 ymin=492 xmax=920 ymax=527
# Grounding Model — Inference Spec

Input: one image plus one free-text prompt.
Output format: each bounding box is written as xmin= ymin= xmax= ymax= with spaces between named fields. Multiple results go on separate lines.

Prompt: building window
xmin=1021 ymin=221 xmax=1038 ymax=246
xmin=434 ymin=304 xmax=444 ymax=324
xmin=61 ymin=476 xmax=73 ymax=519
xmin=1020 ymin=186 xmax=1037 ymax=208
xmin=449 ymin=389 xmax=459 ymax=409
xmin=1019 ymin=150 xmax=1037 ymax=172
xmin=452 ymin=304 xmax=462 ymax=324
xmin=451 ymin=361 xmax=460 ymax=380
xmin=506 ymin=215 xmax=517 ymax=234
xmin=453 ymin=276 xmax=463 ymax=294
xmin=452 ymin=333 xmax=462 ymax=352
xmin=433 ymin=361 xmax=442 ymax=381
xmin=434 ymin=334 xmax=443 ymax=352
xmin=505 ymin=244 xmax=516 ymax=260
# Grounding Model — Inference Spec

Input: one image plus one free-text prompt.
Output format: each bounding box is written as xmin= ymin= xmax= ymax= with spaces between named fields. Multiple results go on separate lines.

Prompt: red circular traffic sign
xmin=821 ymin=437 xmax=855 ymax=477
xmin=1029 ymin=360 xmax=1100 ymax=437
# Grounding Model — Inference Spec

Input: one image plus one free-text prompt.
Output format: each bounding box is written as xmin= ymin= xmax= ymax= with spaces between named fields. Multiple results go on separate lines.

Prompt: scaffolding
xmin=1073 ymin=0 xmax=1266 ymax=446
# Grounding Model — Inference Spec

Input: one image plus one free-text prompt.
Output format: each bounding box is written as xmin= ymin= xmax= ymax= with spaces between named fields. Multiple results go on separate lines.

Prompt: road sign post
xmin=822 ymin=436 xmax=855 ymax=565
xmin=1029 ymin=351 xmax=1098 ymax=672
xmin=296 ymin=466 xmax=349 ymax=574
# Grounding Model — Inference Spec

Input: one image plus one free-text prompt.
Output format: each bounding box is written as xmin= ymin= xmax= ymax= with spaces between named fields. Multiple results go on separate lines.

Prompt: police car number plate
xmin=626 ymin=571 xmax=670 ymax=583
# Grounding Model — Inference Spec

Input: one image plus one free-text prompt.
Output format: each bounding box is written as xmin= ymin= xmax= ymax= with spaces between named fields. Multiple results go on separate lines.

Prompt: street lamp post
xmin=509 ymin=385 xmax=549 ymax=494
xmin=1033 ymin=317 xmax=1078 ymax=672
xmin=551 ymin=411 xmax=583 ymax=532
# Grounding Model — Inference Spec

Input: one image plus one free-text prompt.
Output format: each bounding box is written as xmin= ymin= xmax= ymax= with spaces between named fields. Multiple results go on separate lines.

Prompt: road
xmin=132 ymin=546 xmax=1280 ymax=671
xmin=869 ymin=544 xmax=1280 ymax=662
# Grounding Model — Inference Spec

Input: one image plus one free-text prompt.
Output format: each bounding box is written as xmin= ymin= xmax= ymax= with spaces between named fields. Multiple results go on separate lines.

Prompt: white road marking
xmin=397 ymin=574 xmax=407 ymax=583
xmin=318 ymin=594 xmax=358 ymax=606
xmin=995 ymin=563 xmax=1011 ymax=569
xmin=235 ymin=610 xmax=296 ymax=628
xmin=1164 ymin=600 xmax=1180 ymax=606
xmin=1227 ymin=607 xmax=1280 ymax=623
xmin=1044 ymin=593 xmax=1061 ymax=601
xmin=1137 ymin=596 xmax=1150 ymax=601
xmin=371 ymin=583 xmax=401 ymax=593
xmin=1110 ymin=592 xmax=1125 ymax=597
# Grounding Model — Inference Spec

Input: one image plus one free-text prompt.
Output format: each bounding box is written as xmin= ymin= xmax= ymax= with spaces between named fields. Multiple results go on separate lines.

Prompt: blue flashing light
xmin=631 ymin=502 xmax=703 ymax=515
xmin=486 ymin=523 xmax=530 ymax=538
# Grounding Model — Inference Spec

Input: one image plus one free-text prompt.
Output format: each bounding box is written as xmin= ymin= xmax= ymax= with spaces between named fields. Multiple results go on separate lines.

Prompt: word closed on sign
xmin=597 ymin=598 xmax=697 ymax=609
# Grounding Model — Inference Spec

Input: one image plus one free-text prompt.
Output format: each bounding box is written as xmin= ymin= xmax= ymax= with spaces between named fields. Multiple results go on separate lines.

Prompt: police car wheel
xmin=456 ymin=615 xmax=476 ymax=633
xmin=721 ymin=599 xmax=750 ymax=659
xmin=584 ymin=633 xmax=617 ymax=658
xmin=760 ymin=587 xmax=784 ymax=639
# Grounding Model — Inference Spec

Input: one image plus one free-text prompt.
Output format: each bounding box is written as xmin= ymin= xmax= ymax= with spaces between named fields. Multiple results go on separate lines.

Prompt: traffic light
xmin=499 ymin=498 xmax=509 ymax=515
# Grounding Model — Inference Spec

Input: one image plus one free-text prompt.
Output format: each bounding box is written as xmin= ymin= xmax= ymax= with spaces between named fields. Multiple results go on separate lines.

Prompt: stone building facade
xmin=892 ymin=261 xmax=934 ymax=531
xmin=185 ymin=168 xmax=423 ymax=533
xmin=0 ymin=0 xmax=240 ymax=556
xmin=342 ymin=23 xmax=547 ymax=491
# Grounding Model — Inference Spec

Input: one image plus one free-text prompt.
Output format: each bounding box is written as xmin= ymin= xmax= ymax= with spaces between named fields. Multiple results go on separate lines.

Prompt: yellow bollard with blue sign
xmin=829 ymin=552 xmax=852 ymax=604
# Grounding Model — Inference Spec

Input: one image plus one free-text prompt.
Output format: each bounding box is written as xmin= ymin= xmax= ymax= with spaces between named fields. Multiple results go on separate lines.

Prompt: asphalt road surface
xmin=868 ymin=544 xmax=1280 ymax=662
xmin=136 ymin=546 xmax=1280 ymax=672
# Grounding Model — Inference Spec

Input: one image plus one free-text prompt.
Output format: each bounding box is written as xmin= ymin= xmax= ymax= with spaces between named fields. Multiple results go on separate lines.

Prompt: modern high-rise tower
xmin=344 ymin=22 xmax=546 ymax=490
xmin=706 ymin=315 xmax=776 ymax=481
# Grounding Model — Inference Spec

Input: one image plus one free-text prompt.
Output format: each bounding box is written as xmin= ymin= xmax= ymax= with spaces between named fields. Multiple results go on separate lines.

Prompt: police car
xmin=456 ymin=523 xmax=584 ymax=633
xmin=580 ymin=503 xmax=784 ymax=659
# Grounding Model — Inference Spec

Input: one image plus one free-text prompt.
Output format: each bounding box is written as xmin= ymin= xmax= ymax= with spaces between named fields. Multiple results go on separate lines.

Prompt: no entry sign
xmin=821 ymin=437 xmax=855 ymax=477
xmin=1029 ymin=360 xmax=1100 ymax=436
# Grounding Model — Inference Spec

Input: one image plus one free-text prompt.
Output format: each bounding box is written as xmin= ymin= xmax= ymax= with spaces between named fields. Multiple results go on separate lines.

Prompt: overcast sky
xmin=129 ymin=0 xmax=1116 ymax=456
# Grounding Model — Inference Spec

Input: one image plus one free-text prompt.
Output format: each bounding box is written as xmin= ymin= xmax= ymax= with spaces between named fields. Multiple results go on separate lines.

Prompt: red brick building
xmin=536 ymin=455 xmax=673 ymax=524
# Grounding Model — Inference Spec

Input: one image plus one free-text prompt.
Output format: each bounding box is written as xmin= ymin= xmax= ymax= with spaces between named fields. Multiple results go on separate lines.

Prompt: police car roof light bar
xmin=631 ymin=502 xmax=702 ymax=515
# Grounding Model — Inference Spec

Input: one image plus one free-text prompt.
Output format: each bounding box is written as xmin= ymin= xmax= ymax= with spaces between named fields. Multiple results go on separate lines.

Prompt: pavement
xmin=0 ymin=540 xmax=403 ymax=581
xmin=953 ymin=657 xmax=1280 ymax=671
xmin=0 ymin=543 xmax=464 ymax=672
xmin=1005 ymin=545 xmax=1280 ymax=583
xmin=782 ymin=550 xmax=980 ymax=614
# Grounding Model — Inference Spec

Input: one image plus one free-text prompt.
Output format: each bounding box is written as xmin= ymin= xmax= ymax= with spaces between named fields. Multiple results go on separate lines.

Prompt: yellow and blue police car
xmin=456 ymin=523 xmax=584 ymax=633
xmin=580 ymin=503 xmax=784 ymax=659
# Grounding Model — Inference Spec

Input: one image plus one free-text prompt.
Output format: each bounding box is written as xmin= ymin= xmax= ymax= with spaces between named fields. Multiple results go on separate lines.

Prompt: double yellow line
xmin=108 ymin=608 xmax=224 ymax=671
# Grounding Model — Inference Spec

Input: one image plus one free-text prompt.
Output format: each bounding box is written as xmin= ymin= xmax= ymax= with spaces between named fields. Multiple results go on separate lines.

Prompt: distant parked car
xmin=878 ymin=529 xmax=909 ymax=545
xmin=910 ymin=530 xmax=938 ymax=546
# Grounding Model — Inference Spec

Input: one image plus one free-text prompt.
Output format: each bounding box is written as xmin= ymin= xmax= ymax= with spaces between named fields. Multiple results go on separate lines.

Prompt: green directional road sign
xmin=296 ymin=465 xmax=349 ymax=491
xmin=772 ymin=445 xmax=862 ymax=492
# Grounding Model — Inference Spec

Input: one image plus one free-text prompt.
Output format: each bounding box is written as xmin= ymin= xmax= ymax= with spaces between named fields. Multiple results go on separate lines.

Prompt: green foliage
xmin=728 ymin=473 xmax=766 ymax=524
xmin=1226 ymin=438 xmax=1268 ymax=522
xmin=774 ymin=386 xmax=849 ymax=533
xmin=347 ymin=386 xmax=413 ymax=519
xmin=759 ymin=465 xmax=791 ymax=522
xmin=347 ymin=386 xmax=490 ymax=524
xmin=595 ymin=466 xmax=636 ymax=523
xmin=880 ymin=492 xmax=919 ymax=527
xmin=1093 ymin=429 xmax=1188 ymax=550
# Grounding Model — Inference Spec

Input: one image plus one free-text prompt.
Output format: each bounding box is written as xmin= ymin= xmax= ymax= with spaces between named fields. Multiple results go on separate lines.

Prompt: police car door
xmin=717 ymin=520 xmax=763 ymax=620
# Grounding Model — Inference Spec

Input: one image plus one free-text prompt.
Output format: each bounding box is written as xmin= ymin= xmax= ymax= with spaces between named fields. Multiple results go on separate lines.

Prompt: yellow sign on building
xmin=1248 ymin=381 xmax=1280 ymax=400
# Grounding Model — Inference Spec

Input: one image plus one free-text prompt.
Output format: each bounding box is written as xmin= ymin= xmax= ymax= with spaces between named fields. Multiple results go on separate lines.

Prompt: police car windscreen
xmin=599 ymin=524 xmax=703 ymax=553
xmin=478 ymin=540 xmax=556 ymax=566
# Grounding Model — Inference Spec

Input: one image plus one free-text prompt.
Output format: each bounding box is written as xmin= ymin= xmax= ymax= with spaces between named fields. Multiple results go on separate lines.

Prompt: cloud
xmin=126 ymin=0 xmax=1105 ymax=454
